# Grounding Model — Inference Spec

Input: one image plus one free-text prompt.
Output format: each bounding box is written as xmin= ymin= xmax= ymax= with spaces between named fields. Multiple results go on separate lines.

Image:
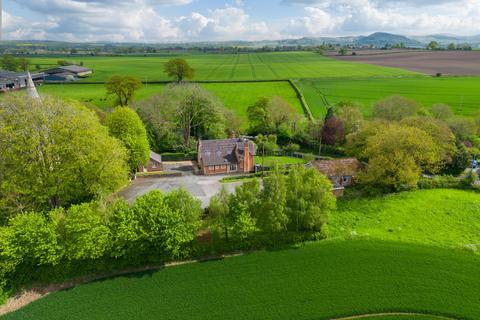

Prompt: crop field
xmin=335 ymin=50 xmax=480 ymax=76
xmin=29 ymin=52 xmax=418 ymax=82
xmin=331 ymin=189 xmax=480 ymax=250
xmin=297 ymin=77 xmax=480 ymax=118
xmin=3 ymin=240 xmax=480 ymax=320
xmin=38 ymin=81 xmax=304 ymax=121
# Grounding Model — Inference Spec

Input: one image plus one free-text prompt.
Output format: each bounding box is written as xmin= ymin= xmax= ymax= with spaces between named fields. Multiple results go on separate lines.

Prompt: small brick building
xmin=138 ymin=151 xmax=163 ymax=173
xmin=198 ymin=138 xmax=256 ymax=175
xmin=311 ymin=158 xmax=362 ymax=197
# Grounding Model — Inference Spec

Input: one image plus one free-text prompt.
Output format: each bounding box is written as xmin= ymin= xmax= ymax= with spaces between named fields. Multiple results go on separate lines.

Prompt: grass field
xmin=30 ymin=52 xmax=418 ymax=82
xmin=297 ymin=77 xmax=480 ymax=118
xmin=3 ymin=240 xmax=480 ymax=320
xmin=38 ymin=81 xmax=304 ymax=122
xmin=255 ymin=156 xmax=306 ymax=166
xmin=331 ymin=189 xmax=480 ymax=250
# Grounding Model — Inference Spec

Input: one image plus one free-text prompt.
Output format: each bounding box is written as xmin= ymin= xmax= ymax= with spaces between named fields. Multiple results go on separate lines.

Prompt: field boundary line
xmin=288 ymin=79 xmax=314 ymax=121
xmin=328 ymin=312 xmax=460 ymax=320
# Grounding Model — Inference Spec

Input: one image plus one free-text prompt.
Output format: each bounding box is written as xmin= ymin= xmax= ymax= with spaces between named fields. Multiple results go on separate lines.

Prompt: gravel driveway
xmin=119 ymin=175 xmax=244 ymax=207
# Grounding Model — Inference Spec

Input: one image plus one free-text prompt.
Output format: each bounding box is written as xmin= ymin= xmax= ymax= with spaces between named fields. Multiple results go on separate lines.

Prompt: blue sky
xmin=2 ymin=0 xmax=480 ymax=42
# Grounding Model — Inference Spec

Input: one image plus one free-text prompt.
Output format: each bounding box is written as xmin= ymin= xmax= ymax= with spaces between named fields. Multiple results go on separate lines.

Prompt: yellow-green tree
xmin=360 ymin=124 xmax=441 ymax=191
xmin=164 ymin=58 xmax=195 ymax=82
xmin=0 ymin=95 xmax=128 ymax=219
xmin=105 ymin=76 xmax=142 ymax=106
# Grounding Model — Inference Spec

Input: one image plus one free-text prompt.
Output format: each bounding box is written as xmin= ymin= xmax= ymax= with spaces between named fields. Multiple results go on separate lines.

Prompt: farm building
xmin=44 ymin=65 xmax=92 ymax=82
xmin=138 ymin=151 xmax=163 ymax=173
xmin=0 ymin=71 xmax=44 ymax=92
xmin=311 ymin=158 xmax=362 ymax=197
xmin=198 ymin=138 xmax=255 ymax=175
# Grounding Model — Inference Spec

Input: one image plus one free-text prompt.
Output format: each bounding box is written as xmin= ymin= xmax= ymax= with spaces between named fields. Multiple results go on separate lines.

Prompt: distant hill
xmin=356 ymin=32 xmax=423 ymax=47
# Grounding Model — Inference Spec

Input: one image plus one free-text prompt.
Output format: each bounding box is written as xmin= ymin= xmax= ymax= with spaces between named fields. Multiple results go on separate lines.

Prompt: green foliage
xmin=360 ymin=124 xmax=441 ymax=191
xmin=17 ymin=58 xmax=30 ymax=71
xmin=336 ymin=101 xmax=364 ymax=135
xmin=5 ymin=241 xmax=480 ymax=320
xmin=164 ymin=58 xmax=195 ymax=82
xmin=431 ymin=103 xmax=454 ymax=120
xmin=0 ymin=95 xmax=128 ymax=219
xmin=254 ymin=134 xmax=278 ymax=157
xmin=1 ymin=55 xmax=18 ymax=71
xmin=258 ymin=166 xmax=288 ymax=233
xmin=373 ymin=95 xmax=419 ymax=121
xmin=137 ymin=83 xmax=227 ymax=150
xmin=106 ymin=107 xmax=150 ymax=172
xmin=61 ymin=203 xmax=111 ymax=261
xmin=446 ymin=117 xmax=478 ymax=141
xmin=426 ymin=41 xmax=439 ymax=50
xmin=105 ymin=75 xmax=143 ymax=107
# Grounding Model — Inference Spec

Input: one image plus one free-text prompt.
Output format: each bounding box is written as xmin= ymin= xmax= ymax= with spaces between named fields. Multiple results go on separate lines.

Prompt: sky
xmin=2 ymin=0 xmax=480 ymax=42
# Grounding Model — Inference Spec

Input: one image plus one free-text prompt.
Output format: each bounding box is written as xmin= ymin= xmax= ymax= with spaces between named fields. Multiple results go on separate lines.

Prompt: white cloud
xmin=284 ymin=0 xmax=480 ymax=36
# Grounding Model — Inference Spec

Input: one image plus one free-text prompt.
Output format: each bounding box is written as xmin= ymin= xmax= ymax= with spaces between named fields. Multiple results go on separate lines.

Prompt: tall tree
xmin=0 ymin=95 xmax=128 ymax=218
xmin=208 ymin=186 xmax=233 ymax=241
xmin=164 ymin=58 xmax=195 ymax=82
xmin=336 ymin=101 xmax=364 ymax=135
xmin=105 ymin=76 xmax=143 ymax=107
xmin=1 ymin=55 xmax=18 ymax=71
xmin=286 ymin=166 xmax=335 ymax=232
xmin=258 ymin=166 xmax=288 ymax=233
xmin=372 ymin=95 xmax=419 ymax=121
xmin=247 ymin=97 xmax=274 ymax=135
xmin=17 ymin=58 xmax=30 ymax=71
xmin=106 ymin=107 xmax=150 ymax=172
xmin=322 ymin=107 xmax=345 ymax=146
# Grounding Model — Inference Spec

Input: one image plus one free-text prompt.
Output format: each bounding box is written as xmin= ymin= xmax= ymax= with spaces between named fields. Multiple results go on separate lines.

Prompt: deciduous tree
xmin=373 ymin=95 xmax=419 ymax=121
xmin=106 ymin=107 xmax=150 ymax=172
xmin=164 ymin=58 xmax=195 ymax=82
xmin=106 ymin=76 xmax=143 ymax=107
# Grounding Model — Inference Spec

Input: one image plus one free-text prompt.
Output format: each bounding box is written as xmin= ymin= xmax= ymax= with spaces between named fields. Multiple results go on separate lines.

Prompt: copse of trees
xmin=0 ymin=189 xmax=202 ymax=295
xmin=105 ymin=75 xmax=143 ymax=107
xmin=372 ymin=95 xmax=419 ymax=121
xmin=207 ymin=165 xmax=335 ymax=244
xmin=136 ymin=83 xmax=228 ymax=152
xmin=0 ymin=95 xmax=128 ymax=221
xmin=106 ymin=107 xmax=150 ymax=173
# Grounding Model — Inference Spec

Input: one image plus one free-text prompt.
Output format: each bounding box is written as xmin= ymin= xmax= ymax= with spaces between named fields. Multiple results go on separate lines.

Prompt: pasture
xmin=297 ymin=76 xmax=480 ymax=118
xmin=38 ymin=81 xmax=304 ymax=121
xmin=3 ymin=240 xmax=480 ymax=320
xmin=29 ymin=52 xmax=417 ymax=82
xmin=331 ymin=189 xmax=480 ymax=250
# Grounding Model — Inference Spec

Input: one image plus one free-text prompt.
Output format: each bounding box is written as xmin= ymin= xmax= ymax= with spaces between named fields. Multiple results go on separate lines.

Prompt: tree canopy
xmin=164 ymin=58 xmax=195 ymax=82
xmin=105 ymin=76 xmax=143 ymax=107
xmin=0 ymin=95 xmax=128 ymax=220
xmin=373 ymin=95 xmax=419 ymax=121
xmin=106 ymin=107 xmax=150 ymax=172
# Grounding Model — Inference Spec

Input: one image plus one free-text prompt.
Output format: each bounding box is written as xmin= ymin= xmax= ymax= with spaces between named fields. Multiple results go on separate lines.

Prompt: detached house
xmin=138 ymin=151 xmax=163 ymax=173
xmin=311 ymin=158 xmax=362 ymax=197
xmin=198 ymin=138 xmax=255 ymax=175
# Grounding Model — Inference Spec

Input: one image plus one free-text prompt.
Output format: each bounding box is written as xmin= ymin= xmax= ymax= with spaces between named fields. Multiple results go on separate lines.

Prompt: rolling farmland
xmin=38 ymin=81 xmax=304 ymax=121
xmin=297 ymin=76 xmax=480 ymax=118
xmin=30 ymin=52 xmax=418 ymax=81
xmin=3 ymin=240 xmax=479 ymax=320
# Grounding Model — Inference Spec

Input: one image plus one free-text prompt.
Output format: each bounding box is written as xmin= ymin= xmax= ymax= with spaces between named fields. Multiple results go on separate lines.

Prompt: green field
xmin=30 ymin=52 xmax=417 ymax=81
xmin=297 ymin=77 xmax=480 ymax=118
xmin=331 ymin=189 xmax=480 ymax=250
xmin=255 ymin=156 xmax=306 ymax=166
xmin=38 ymin=81 xmax=304 ymax=121
xmin=3 ymin=240 xmax=479 ymax=320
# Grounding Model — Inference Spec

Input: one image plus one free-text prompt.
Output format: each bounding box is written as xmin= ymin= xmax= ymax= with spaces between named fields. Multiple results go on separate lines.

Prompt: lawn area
xmin=297 ymin=76 xmax=480 ymax=118
xmin=3 ymin=240 xmax=480 ymax=320
xmin=38 ymin=81 xmax=304 ymax=123
xmin=29 ymin=52 xmax=418 ymax=82
xmin=331 ymin=189 xmax=480 ymax=250
xmin=255 ymin=156 xmax=305 ymax=166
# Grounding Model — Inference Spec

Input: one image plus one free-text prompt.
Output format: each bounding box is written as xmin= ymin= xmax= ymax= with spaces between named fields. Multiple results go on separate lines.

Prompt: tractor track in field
xmin=328 ymin=312 xmax=459 ymax=320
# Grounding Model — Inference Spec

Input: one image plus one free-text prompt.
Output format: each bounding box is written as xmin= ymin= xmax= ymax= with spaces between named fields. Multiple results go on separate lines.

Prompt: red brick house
xmin=198 ymin=138 xmax=256 ymax=175
xmin=138 ymin=151 xmax=163 ymax=173
xmin=311 ymin=158 xmax=362 ymax=197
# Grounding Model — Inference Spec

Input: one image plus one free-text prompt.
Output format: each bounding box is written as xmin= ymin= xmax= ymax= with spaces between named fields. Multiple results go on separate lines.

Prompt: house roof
xmin=199 ymin=138 xmax=255 ymax=166
xmin=150 ymin=151 xmax=162 ymax=164
xmin=312 ymin=158 xmax=362 ymax=177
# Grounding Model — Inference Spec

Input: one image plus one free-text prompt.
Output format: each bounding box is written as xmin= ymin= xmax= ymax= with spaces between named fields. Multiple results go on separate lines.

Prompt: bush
xmin=162 ymin=152 xmax=197 ymax=161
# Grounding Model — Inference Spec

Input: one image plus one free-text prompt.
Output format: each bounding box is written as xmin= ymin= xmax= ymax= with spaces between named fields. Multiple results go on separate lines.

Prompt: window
xmin=343 ymin=176 xmax=351 ymax=185
xmin=230 ymin=164 xmax=237 ymax=171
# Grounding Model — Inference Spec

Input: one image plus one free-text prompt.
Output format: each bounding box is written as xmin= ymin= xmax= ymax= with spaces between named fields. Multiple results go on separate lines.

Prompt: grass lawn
xmin=331 ymin=189 xmax=480 ymax=250
xmin=255 ymin=156 xmax=305 ymax=166
xmin=29 ymin=52 xmax=418 ymax=82
xmin=3 ymin=240 xmax=480 ymax=320
xmin=297 ymin=77 xmax=480 ymax=118
xmin=38 ymin=81 xmax=304 ymax=124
